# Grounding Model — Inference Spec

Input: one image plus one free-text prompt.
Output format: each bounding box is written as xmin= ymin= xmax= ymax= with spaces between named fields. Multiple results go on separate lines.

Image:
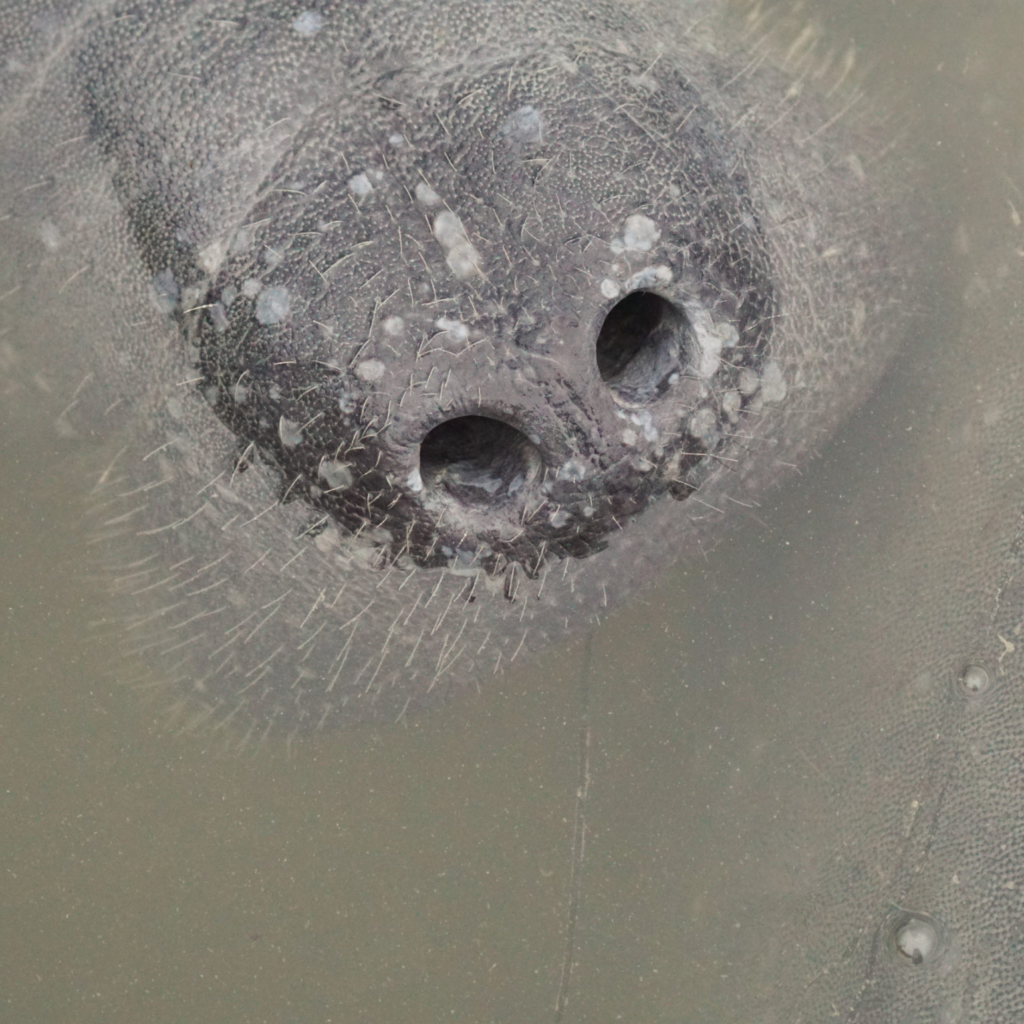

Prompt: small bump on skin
xmin=39 ymin=219 xmax=61 ymax=251
xmin=759 ymin=359 xmax=788 ymax=402
xmin=255 ymin=286 xmax=290 ymax=325
xmin=319 ymin=459 xmax=354 ymax=491
xmin=500 ymin=104 xmax=545 ymax=144
xmin=292 ymin=10 xmax=325 ymax=37
xmin=347 ymin=173 xmax=374 ymax=196
xmin=354 ymin=359 xmax=386 ymax=382
xmin=415 ymin=182 xmax=442 ymax=206
xmin=895 ymin=921 xmax=937 ymax=964
xmin=431 ymin=210 xmax=484 ymax=280
xmin=279 ymin=417 xmax=303 ymax=448
xmin=887 ymin=911 xmax=946 ymax=967
xmin=957 ymin=663 xmax=993 ymax=698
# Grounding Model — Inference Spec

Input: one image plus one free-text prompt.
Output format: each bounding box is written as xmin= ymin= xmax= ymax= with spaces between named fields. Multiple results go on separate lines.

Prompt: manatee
xmin=0 ymin=0 xmax=917 ymax=735
xmin=11 ymin=0 xmax=1024 ymax=1022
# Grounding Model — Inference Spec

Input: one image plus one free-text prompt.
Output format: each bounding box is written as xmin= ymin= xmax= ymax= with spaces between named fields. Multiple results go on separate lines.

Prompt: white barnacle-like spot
xmin=230 ymin=223 xmax=257 ymax=255
xmin=355 ymin=358 xmax=386 ymax=382
xmin=39 ymin=219 xmax=61 ymax=251
xmin=197 ymin=238 xmax=227 ymax=275
xmin=432 ymin=210 xmax=484 ymax=280
xmin=615 ymin=408 xmax=658 ymax=443
xmin=434 ymin=318 xmax=469 ymax=342
xmin=347 ymin=173 xmax=373 ymax=197
xmin=231 ymin=380 xmax=248 ymax=404
xmin=415 ymin=182 xmax=442 ymax=207
xmin=549 ymin=508 xmax=571 ymax=529
xmin=628 ymin=409 xmax=659 ymax=442
xmin=688 ymin=406 xmax=718 ymax=441
xmin=623 ymin=216 xmax=659 ymax=250
xmin=625 ymin=265 xmax=673 ymax=291
xmin=279 ymin=417 xmax=304 ymax=448
xmin=611 ymin=214 xmax=660 ymax=254
xmin=738 ymin=367 xmax=760 ymax=395
xmin=628 ymin=72 xmax=660 ymax=94
xmin=406 ymin=467 xmax=424 ymax=493
xmin=255 ymin=285 xmax=290 ymax=325
xmin=209 ymin=302 xmax=229 ymax=333
xmin=318 ymin=459 xmax=354 ymax=491
xmin=600 ymin=278 xmax=621 ymax=300
xmin=241 ymin=278 xmax=261 ymax=298
xmin=690 ymin=312 xmax=739 ymax=379
xmin=557 ymin=457 xmax=588 ymax=482
xmin=292 ymin=10 xmax=324 ymax=36
xmin=314 ymin=523 xmax=342 ymax=554
xmin=500 ymin=105 xmax=545 ymax=145
xmin=149 ymin=268 xmax=179 ymax=315
xmin=759 ymin=360 xmax=788 ymax=403
xmin=383 ymin=315 xmax=405 ymax=336
xmin=721 ymin=389 xmax=742 ymax=421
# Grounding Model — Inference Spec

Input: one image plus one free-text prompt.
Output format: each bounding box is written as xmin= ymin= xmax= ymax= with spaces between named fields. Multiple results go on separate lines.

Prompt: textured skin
xmin=0 ymin=0 xmax=915 ymax=733
xmin=9 ymin=1 xmax=1024 ymax=1022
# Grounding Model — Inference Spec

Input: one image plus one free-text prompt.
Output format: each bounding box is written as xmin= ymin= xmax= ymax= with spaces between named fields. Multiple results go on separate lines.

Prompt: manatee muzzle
xmin=184 ymin=46 xmax=775 ymax=579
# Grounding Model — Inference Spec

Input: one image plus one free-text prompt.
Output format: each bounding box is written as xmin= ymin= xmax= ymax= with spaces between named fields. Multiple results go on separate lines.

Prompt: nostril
xmin=418 ymin=415 xmax=542 ymax=507
xmin=596 ymin=291 xmax=687 ymax=403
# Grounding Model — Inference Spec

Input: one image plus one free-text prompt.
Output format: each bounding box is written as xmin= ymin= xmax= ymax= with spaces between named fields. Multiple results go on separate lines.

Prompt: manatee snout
xmin=191 ymin=46 xmax=775 ymax=580
xmin=1 ymin=0 xmax=918 ymax=732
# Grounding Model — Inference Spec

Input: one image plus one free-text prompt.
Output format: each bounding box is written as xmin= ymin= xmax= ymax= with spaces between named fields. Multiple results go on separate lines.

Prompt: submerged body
xmin=11 ymin=2 xmax=1024 ymax=1022
xmin=1 ymin=0 xmax=913 ymax=731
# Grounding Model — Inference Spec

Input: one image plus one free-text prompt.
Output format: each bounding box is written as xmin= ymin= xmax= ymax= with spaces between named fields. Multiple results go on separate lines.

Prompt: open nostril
xmin=418 ymin=415 xmax=542 ymax=507
xmin=596 ymin=291 xmax=688 ymax=403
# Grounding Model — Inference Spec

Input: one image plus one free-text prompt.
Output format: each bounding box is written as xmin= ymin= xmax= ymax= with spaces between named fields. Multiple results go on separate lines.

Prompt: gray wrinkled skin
xmin=1 ymin=0 xmax=913 ymax=732
xmin=14 ymin=1 xmax=1024 ymax=1021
